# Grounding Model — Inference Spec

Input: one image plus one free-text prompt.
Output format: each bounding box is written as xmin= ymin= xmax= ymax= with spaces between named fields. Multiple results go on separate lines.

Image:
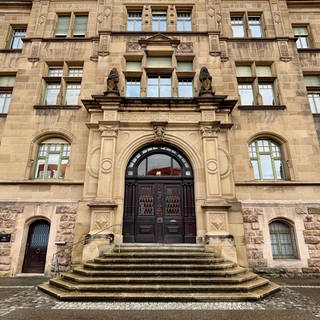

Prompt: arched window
xmin=34 ymin=138 xmax=70 ymax=179
xmin=269 ymin=220 xmax=297 ymax=259
xmin=248 ymin=138 xmax=285 ymax=180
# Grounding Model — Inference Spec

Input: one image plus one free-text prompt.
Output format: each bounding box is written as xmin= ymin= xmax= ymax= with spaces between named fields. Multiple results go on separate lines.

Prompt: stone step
xmin=61 ymin=271 xmax=258 ymax=285
xmin=38 ymin=282 xmax=280 ymax=302
xmin=113 ymin=244 xmax=205 ymax=253
xmin=83 ymin=261 xmax=236 ymax=270
xmin=49 ymin=277 xmax=270 ymax=293
xmin=73 ymin=266 xmax=247 ymax=277
xmin=93 ymin=257 xmax=225 ymax=265
xmin=104 ymin=252 xmax=217 ymax=259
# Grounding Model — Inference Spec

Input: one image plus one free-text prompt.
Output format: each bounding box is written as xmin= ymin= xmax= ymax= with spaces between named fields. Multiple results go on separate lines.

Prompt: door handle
xmin=156 ymin=217 xmax=163 ymax=223
xmin=170 ymin=220 xmax=177 ymax=223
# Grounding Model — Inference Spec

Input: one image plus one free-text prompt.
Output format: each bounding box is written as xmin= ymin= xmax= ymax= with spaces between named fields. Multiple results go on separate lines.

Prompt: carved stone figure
xmin=199 ymin=67 xmax=214 ymax=96
xmin=104 ymin=68 xmax=119 ymax=95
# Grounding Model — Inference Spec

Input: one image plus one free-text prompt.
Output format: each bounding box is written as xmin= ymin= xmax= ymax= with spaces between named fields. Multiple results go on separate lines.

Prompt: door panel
xmin=123 ymin=179 xmax=196 ymax=243
xmin=22 ymin=220 xmax=50 ymax=273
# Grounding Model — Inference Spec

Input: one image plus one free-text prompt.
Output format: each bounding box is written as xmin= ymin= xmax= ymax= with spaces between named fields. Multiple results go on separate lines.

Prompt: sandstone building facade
xmin=0 ymin=0 xmax=319 ymax=276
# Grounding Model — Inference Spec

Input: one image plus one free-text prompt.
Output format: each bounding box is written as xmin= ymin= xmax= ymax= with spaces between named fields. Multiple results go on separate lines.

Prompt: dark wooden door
xmin=22 ymin=220 xmax=50 ymax=273
xmin=124 ymin=180 xmax=195 ymax=243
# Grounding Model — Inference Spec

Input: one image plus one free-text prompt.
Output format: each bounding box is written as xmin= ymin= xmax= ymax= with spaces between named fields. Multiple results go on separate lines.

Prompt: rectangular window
xmin=177 ymin=61 xmax=193 ymax=72
xmin=231 ymin=16 xmax=245 ymax=37
xmin=248 ymin=16 xmax=263 ymax=37
xmin=55 ymin=15 xmax=71 ymax=37
xmin=178 ymin=79 xmax=193 ymax=97
xmin=0 ymin=75 xmax=15 ymax=114
xmin=148 ymin=76 xmax=171 ymax=97
xmin=126 ymin=61 xmax=141 ymax=71
xmin=152 ymin=12 xmax=167 ymax=31
xmin=44 ymin=83 xmax=60 ymax=105
xmin=9 ymin=28 xmax=26 ymax=49
xmin=293 ymin=26 xmax=310 ymax=48
xmin=65 ymin=83 xmax=81 ymax=105
xmin=304 ymin=75 xmax=320 ymax=114
xmin=127 ymin=11 xmax=142 ymax=31
xmin=238 ymin=84 xmax=254 ymax=105
xmin=147 ymin=56 xmax=171 ymax=68
xmin=237 ymin=64 xmax=276 ymax=106
xmin=126 ymin=79 xmax=140 ymax=97
xmin=48 ymin=67 xmax=63 ymax=77
xmin=177 ymin=12 xmax=192 ymax=31
xmin=68 ymin=67 xmax=83 ymax=77
xmin=73 ymin=15 xmax=88 ymax=37
xmin=231 ymin=14 xmax=263 ymax=38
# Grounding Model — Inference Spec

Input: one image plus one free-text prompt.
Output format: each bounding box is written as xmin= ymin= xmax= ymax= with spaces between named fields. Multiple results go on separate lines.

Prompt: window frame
xmin=127 ymin=11 xmax=142 ymax=31
xmin=236 ymin=63 xmax=278 ymax=106
xmin=269 ymin=220 xmax=298 ymax=259
xmin=304 ymin=75 xmax=320 ymax=114
xmin=125 ymin=78 xmax=141 ymax=97
xmin=147 ymin=76 xmax=172 ymax=97
xmin=43 ymin=63 xmax=83 ymax=106
xmin=9 ymin=27 xmax=26 ymax=49
xmin=0 ymin=75 xmax=15 ymax=114
xmin=34 ymin=138 xmax=71 ymax=180
xmin=152 ymin=11 xmax=167 ymax=32
xmin=54 ymin=13 xmax=88 ymax=38
xmin=177 ymin=11 xmax=192 ymax=32
xmin=230 ymin=13 xmax=264 ymax=38
xmin=248 ymin=138 xmax=286 ymax=180
xmin=293 ymin=25 xmax=311 ymax=49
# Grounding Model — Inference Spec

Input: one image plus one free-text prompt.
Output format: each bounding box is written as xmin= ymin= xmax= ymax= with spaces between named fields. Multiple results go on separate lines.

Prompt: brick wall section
xmin=242 ymin=208 xmax=267 ymax=268
xmin=0 ymin=206 xmax=23 ymax=272
xmin=302 ymin=207 xmax=320 ymax=273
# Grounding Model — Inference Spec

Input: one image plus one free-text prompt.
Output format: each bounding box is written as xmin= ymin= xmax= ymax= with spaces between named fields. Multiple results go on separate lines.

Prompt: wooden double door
xmin=123 ymin=179 xmax=196 ymax=243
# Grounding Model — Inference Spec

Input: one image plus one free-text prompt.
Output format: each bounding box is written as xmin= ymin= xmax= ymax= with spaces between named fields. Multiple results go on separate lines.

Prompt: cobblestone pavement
xmin=0 ymin=285 xmax=319 ymax=318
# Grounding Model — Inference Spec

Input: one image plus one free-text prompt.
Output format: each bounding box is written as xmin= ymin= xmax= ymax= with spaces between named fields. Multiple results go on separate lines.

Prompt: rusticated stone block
xmin=304 ymin=236 xmax=320 ymax=244
xmin=243 ymin=214 xmax=259 ymax=223
xmin=305 ymin=222 xmax=320 ymax=230
xmin=308 ymin=259 xmax=320 ymax=267
xmin=56 ymin=206 xmax=77 ymax=215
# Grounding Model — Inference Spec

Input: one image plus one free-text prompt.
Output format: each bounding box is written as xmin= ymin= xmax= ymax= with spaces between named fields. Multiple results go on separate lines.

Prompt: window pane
xmin=152 ymin=12 xmax=167 ymax=31
xmin=160 ymin=78 xmax=171 ymax=97
xmin=178 ymin=80 xmax=193 ymax=97
xmin=126 ymin=61 xmax=141 ymax=71
xmin=147 ymin=57 xmax=171 ymax=68
xmin=293 ymin=27 xmax=310 ymax=48
xmin=238 ymin=84 xmax=254 ymax=104
xmin=127 ymin=12 xmax=142 ymax=31
xmin=260 ymin=154 xmax=274 ymax=179
xmin=308 ymin=93 xmax=320 ymax=113
xmin=48 ymin=68 xmax=63 ymax=77
xmin=248 ymin=16 xmax=262 ymax=37
xmin=55 ymin=15 xmax=70 ymax=37
xmin=256 ymin=66 xmax=272 ymax=77
xmin=231 ymin=17 xmax=245 ymax=37
xmin=73 ymin=15 xmax=88 ymax=37
xmin=10 ymin=29 xmax=26 ymax=49
xmin=0 ymin=93 xmax=11 ymax=113
xmin=65 ymin=83 xmax=81 ymax=104
xmin=236 ymin=66 xmax=252 ymax=77
xmin=148 ymin=77 xmax=171 ymax=97
xmin=126 ymin=79 xmax=140 ymax=97
xmin=177 ymin=12 xmax=192 ymax=31
xmin=177 ymin=61 xmax=193 ymax=72
xmin=250 ymin=159 xmax=260 ymax=179
xmin=304 ymin=76 xmax=320 ymax=87
xmin=0 ymin=76 xmax=16 ymax=87
xmin=259 ymin=84 xmax=274 ymax=105
xmin=68 ymin=67 xmax=83 ymax=77
xmin=44 ymin=84 xmax=60 ymax=105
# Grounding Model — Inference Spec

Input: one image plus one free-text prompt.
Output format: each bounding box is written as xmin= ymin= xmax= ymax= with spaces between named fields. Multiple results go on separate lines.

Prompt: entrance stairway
xmin=38 ymin=244 xmax=280 ymax=301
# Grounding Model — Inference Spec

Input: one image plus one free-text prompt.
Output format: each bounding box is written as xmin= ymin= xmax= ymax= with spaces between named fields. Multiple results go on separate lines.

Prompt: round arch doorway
xmin=123 ymin=145 xmax=196 ymax=243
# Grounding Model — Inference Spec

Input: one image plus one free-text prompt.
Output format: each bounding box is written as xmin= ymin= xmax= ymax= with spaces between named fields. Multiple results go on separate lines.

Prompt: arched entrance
xmin=123 ymin=145 xmax=196 ymax=243
xmin=22 ymin=219 xmax=50 ymax=273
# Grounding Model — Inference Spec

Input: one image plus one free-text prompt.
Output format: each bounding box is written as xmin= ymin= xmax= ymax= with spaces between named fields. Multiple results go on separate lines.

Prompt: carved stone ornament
xmin=176 ymin=42 xmax=193 ymax=54
xmin=99 ymin=125 xmax=119 ymax=137
xmin=199 ymin=67 xmax=214 ymax=96
xmin=208 ymin=214 xmax=226 ymax=231
xmin=126 ymin=42 xmax=141 ymax=52
xmin=200 ymin=126 xmax=219 ymax=138
xmin=153 ymin=126 xmax=166 ymax=142
xmin=104 ymin=68 xmax=120 ymax=96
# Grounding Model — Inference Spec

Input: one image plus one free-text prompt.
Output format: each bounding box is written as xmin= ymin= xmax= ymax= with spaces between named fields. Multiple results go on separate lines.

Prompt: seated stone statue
xmin=105 ymin=67 xmax=119 ymax=95
xmin=199 ymin=66 xmax=214 ymax=96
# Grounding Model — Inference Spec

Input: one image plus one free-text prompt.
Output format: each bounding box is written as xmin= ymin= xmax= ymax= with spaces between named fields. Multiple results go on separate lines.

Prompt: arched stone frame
xmin=15 ymin=215 xmax=55 ymax=275
xmin=25 ymin=128 xmax=74 ymax=180
xmin=247 ymin=131 xmax=294 ymax=181
xmin=268 ymin=217 xmax=299 ymax=260
xmin=112 ymin=131 xmax=205 ymax=242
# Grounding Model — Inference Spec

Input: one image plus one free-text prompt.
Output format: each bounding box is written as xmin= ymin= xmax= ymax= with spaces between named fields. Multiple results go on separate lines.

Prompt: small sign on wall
xmin=0 ymin=234 xmax=11 ymax=242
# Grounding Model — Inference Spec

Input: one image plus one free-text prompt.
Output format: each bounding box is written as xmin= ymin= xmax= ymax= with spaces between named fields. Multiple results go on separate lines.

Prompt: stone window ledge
xmin=34 ymin=105 xmax=81 ymax=110
xmin=0 ymin=113 xmax=8 ymax=117
xmin=0 ymin=180 xmax=84 ymax=185
xmin=312 ymin=113 xmax=320 ymax=117
xmin=235 ymin=181 xmax=320 ymax=186
xmin=297 ymin=48 xmax=320 ymax=53
xmin=238 ymin=105 xmax=286 ymax=110
xmin=0 ymin=49 xmax=22 ymax=53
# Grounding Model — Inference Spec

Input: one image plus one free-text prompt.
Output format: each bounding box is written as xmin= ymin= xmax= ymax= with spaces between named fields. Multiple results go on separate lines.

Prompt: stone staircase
xmin=38 ymin=244 xmax=280 ymax=301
